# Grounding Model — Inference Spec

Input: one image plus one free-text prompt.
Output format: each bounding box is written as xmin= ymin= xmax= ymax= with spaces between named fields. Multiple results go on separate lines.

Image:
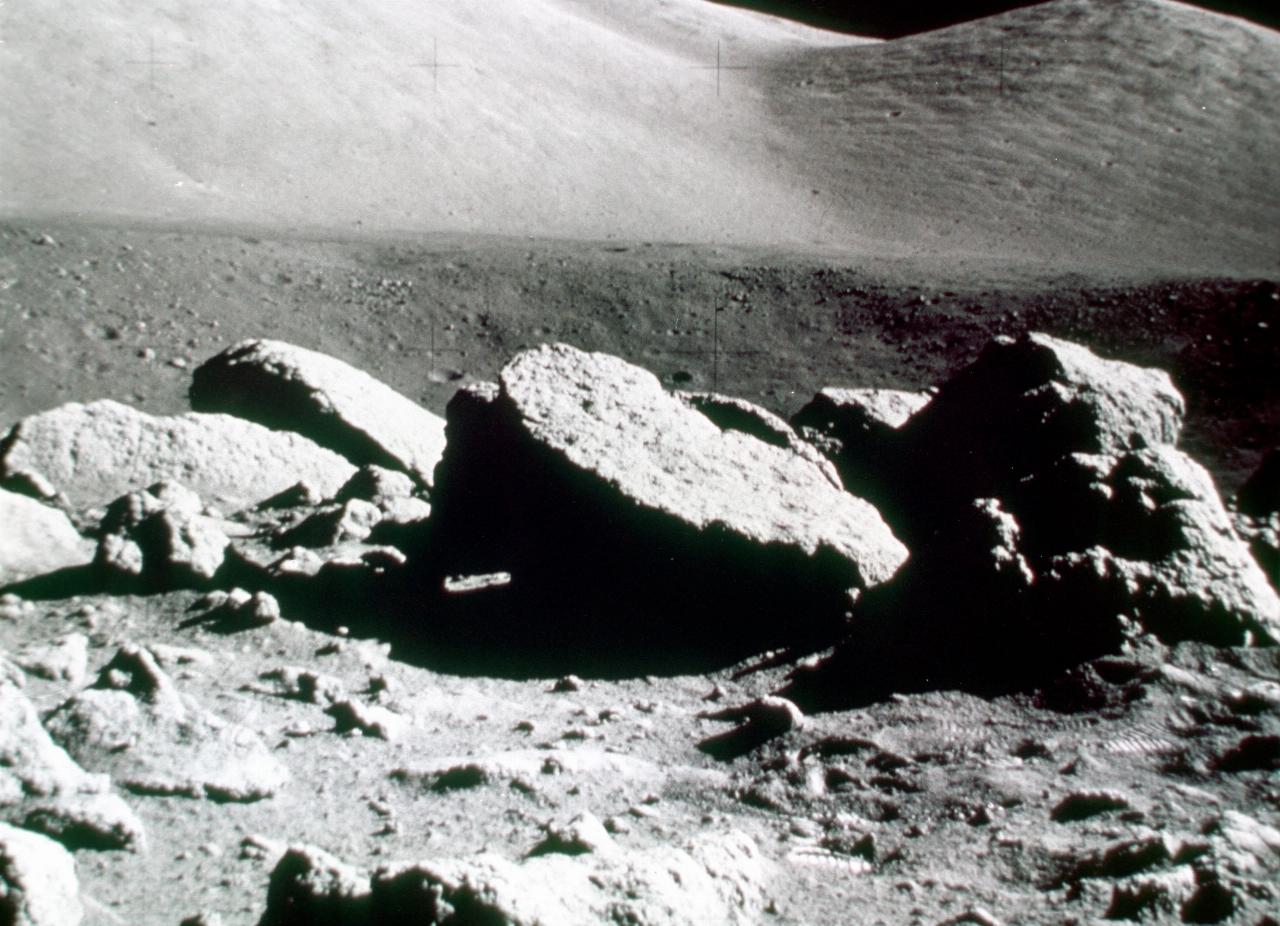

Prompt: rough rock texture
xmin=44 ymin=645 xmax=288 ymax=802
xmin=17 ymin=634 xmax=89 ymax=686
xmin=190 ymin=339 xmax=447 ymax=488
xmin=890 ymin=332 xmax=1185 ymax=543
xmin=0 ymin=400 xmax=355 ymax=511
xmin=260 ymin=829 xmax=769 ymax=926
xmin=95 ymin=483 xmax=230 ymax=589
xmin=0 ymin=681 xmax=145 ymax=851
xmin=0 ymin=490 xmax=93 ymax=587
xmin=790 ymin=387 xmax=931 ymax=516
xmin=425 ymin=345 xmax=907 ymax=670
xmin=784 ymin=335 xmax=1277 ymax=706
xmin=0 ymin=822 xmax=84 ymax=926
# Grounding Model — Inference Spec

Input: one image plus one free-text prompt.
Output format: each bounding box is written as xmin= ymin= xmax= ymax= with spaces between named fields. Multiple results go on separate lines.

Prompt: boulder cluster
xmin=0 ymin=331 xmax=1277 ymax=920
xmin=0 ymin=333 xmax=1275 ymax=684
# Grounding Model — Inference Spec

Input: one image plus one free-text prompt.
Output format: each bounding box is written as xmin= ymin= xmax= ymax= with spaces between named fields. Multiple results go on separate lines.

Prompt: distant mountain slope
xmin=0 ymin=0 xmax=1275 ymax=273
xmin=0 ymin=0 xmax=865 ymax=248
xmin=713 ymin=0 xmax=1280 ymax=39
xmin=765 ymin=0 xmax=1280 ymax=271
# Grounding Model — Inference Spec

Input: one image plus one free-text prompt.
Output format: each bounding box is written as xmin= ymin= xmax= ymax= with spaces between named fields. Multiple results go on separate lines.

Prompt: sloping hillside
xmin=1 ymin=0 xmax=1276 ymax=271
xmin=0 ymin=0 xmax=864 ymax=247
xmin=767 ymin=0 xmax=1280 ymax=271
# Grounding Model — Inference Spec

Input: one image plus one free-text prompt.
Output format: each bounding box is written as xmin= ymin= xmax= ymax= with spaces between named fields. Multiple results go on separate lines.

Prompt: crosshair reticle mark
xmin=413 ymin=38 xmax=463 ymax=92
xmin=127 ymin=37 xmax=180 ymax=93
xmin=664 ymin=301 xmax=765 ymax=394
xmin=690 ymin=40 xmax=754 ymax=98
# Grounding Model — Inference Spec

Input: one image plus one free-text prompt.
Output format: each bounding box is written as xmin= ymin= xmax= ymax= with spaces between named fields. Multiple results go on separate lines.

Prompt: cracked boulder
xmin=44 ymin=645 xmax=288 ymax=802
xmin=0 ymin=399 xmax=355 ymax=511
xmin=190 ymin=339 xmax=447 ymax=489
xmin=425 ymin=344 xmax=907 ymax=669
xmin=0 ymin=681 xmax=144 ymax=851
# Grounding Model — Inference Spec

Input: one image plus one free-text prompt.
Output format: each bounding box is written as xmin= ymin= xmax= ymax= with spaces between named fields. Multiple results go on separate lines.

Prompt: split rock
xmin=0 ymin=490 xmax=93 ymax=587
xmin=190 ymin=339 xmax=446 ymax=488
xmin=427 ymin=345 xmax=906 ymax=665
xmin=0 ymin=822 xmax=84 ymax=926
xmin=44 ymin=645 xmax=288 ymax=802
xmin=0 ymin=681 xmax=144 ymax=851
xmin=0 ymin=399 xmax=355 ymax=511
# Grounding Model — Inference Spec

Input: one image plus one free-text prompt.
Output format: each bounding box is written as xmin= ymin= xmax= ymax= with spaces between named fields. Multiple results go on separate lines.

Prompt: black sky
xmin=711 ymin=1 xmax=1279 ymax=38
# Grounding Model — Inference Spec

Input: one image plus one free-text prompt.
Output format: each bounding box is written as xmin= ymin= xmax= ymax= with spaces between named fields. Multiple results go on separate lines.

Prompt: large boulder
xmin=190 ymin=339 xmax=447 ymax=489
xmin=782 ymin=335 xmax=1277 ymax=707
xmin=44 ymin=645 xmax=288 ymax=802
xmin=0 ymin=822 xmax=84 ymax=926
xmin=425 ymin=344 xmax=907 ymax=669
xmin=0 ymin=681 xmax=145 ymax=851
xmin=0 ymin=400 xmax=355 ymax=512
xmin=0 ymin=490 xmax=93 ymax=587
xmin=888 ymin=333 xmax=1183 ymax=543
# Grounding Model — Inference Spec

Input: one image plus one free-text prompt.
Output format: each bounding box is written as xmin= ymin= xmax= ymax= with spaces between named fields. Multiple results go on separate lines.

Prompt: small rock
xmin=259 ymin=666 xmax=345 ymax=705
xmin=552 ymin=675 xmax=583 ymax=693
xmin=529 ymin=812 xmax=618 ymax=858
xmin=43 ymin=645 xmax=289 ymax=802
xmin=326 ymin=699 xmax=405 ymax=741
xmin=17 ymin=634 xmax=89 ymax=685
xmin=1051 ymin=790 xmax=1133 ymax=822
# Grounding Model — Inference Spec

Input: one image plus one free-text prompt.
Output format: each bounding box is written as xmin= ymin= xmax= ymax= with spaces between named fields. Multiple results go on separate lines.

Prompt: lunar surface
xmin=1 ymin=1 xmax=1277 ymax=924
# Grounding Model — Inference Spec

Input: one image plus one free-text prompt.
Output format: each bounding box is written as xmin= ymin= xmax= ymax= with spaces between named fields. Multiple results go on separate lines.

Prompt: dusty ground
xmin=1 ymin=215 xmax=1278 ymax=925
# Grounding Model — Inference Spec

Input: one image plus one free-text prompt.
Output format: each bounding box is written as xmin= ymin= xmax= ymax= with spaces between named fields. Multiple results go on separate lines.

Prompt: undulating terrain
xmin=1 ymin=1 xmax=1277 ymax=924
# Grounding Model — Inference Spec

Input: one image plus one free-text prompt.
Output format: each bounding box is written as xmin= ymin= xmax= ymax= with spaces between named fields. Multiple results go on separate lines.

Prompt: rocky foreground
xmin=1 ymin=334 xmax=1278 ymax=925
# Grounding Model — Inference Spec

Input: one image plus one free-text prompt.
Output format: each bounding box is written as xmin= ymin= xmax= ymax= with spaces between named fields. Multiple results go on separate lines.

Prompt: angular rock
xmin=334 ymin=465 xmax=417 ymax=505
xmin=782 ymin=335 xmax=1277 ymax=707
xmin=890 ymin=332 xmax=1184 ymax=540
xmin=261 ymin=830 xmax=769 ymax=926
xmin=95 ymin=483 xmax=230 ymax=589
xmin=1017 ymin=447 xmax=1280 ymax=645
xmin=426 ymin=345 xmax=907 ymax=668
xmin=0 ymin=822 xmax=84 ymax=926
xmin=273 ymin=499 xmax=382 ymax=550
xmin=0 ymin=400 xmax=355 ymax=511
xmin=0 ymin=490 xmax=93 ymax=587
xmin=44 ymin=645 xmax=288 ymax=802
xmin=325 ymin=699 xmax=405 ymax=741
xmin=259 ymin=845 xmax=371 ymax=926
xmin=190 ymin=339 xmax=447 ymax=488
xmin=791 ymin=387 xmax=930 ymax=510
xmin=0 ymin=681 xmax=144 ymax=851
